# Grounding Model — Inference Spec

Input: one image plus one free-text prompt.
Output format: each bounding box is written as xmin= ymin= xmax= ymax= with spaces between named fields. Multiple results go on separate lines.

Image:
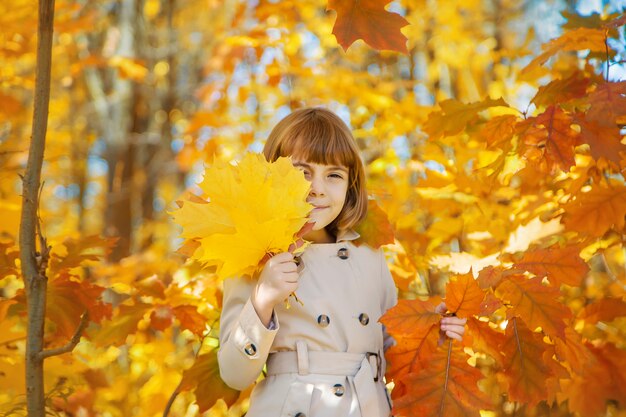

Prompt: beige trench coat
xmin=218 ymin=230 xmax=398 ymax=417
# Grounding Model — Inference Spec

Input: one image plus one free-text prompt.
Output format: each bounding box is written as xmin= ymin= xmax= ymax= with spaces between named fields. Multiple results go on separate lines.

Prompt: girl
xmin=218 ymin=107 xmax=466 ymax=417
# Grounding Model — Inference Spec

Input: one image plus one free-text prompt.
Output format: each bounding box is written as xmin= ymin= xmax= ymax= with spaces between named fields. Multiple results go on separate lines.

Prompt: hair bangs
xmin=286 ymin=120 xmax=357 ymax=170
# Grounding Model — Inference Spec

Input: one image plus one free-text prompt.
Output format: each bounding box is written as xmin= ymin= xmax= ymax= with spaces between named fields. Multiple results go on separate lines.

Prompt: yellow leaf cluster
xmin=171 ymin=153 xmax=312 ymax=279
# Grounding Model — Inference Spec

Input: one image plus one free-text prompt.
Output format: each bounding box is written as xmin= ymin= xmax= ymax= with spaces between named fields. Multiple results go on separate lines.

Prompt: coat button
xmin=337 ymin=247 xmax=349 ymax=259
xmin=294 ymin=413 xmax=306 ymax=417
xmin=243 ymin=343 xmax=257 ymax=356
xmin=332 ymin=383 xmax=345 ymax=397
xmin=317 ymin=314 xmax=330 ymax=327
xmin=359 ymin=313 xmax=370 ymax=326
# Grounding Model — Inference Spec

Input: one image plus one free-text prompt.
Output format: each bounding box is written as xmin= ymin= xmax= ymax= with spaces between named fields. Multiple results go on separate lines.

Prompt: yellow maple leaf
xmin=170 ymin=153 xmax=312 ymax=279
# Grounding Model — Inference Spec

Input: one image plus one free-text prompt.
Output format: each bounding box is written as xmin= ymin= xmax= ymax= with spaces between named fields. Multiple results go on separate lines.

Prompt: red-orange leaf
xmin=480 ymin=114 xmax=518 ymax=148
xmin=553 ymin=327 xmax=593 ymax=375
xmin=477 ymin=266 xmax=505 ymax=289
xmin=444 ymin=272 xmax=485 ymax=318
xmin=579 ymin=297 xmax=626 ymax=323
xmin=496 ymin=275 xmax=571 ymax=339
xmin=519 ymin=106 xmax=579 ymax=173
xmin=149 ymin=306 xmax=173 ymax=331
xmin=180 ymin=349 xmax=240 ymax=412
xmin=575 ymin=114 xmax=626 ymax=164
xmin=586 ymin=81 xmax=626 ymax=127
xmin=561 ymin=181 xmax=626 ymax=237
xmin=327 ymin=0 xmax=409 ymax=53
xmin=500 ymin=318 xmax=553 ymax=407
xmin=512 ymin=245 xmax=589 ymax=287
xmin=88 ymin=302 xmax=151 ymax=346
xmin=172 ymin=305 xmax=207 ymax=336
xmin=392 ymin=345 xmax=492 ymax=417
xmin=531 ymin=72 xmax=590 ymax=108
xmin=354 ymin=199 xmax=395 ymax=248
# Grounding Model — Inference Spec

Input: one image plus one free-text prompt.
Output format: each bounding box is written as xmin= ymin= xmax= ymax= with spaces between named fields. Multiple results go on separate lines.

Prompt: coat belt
xmin=266 ymin=341 xmax=383 ymax=417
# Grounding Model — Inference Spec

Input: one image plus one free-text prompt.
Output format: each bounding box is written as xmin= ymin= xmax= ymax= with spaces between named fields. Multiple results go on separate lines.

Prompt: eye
xmin=329 ymin=173 xmax=344 ymax=179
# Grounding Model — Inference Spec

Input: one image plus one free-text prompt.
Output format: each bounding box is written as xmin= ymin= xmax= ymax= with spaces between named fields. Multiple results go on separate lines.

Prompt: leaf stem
xmin=439 ymin=338 xmax=453 ymax=417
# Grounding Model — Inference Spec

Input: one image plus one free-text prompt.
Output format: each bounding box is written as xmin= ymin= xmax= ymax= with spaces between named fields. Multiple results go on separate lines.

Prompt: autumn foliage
xmin=1 ymin=0 xmax=626 ymax=416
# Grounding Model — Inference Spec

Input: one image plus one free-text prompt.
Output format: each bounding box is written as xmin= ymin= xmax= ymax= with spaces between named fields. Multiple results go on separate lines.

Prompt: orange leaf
xmin=559 ymin=342 xmax=626 ymax=415
xmin=480 ymin=114 xmax=518 ymax=148
xmin=0 ymin=241 xmax=19 ymax=279
xmin=392 ymin=345 xmax=492 ymax=417
xmin=496 ymin=276 xmax=571 ymax=339
xmin=553 ymin=327 xmax=594 ymax=375
xmin=518 ymin=106 xmax=579 ymax=173
xmin=180 ymin=349 xmax=240 ymax=412
xmin=561 ymin=181 xmax=626 ymax=237
xmin=530 ymin=72 xmax=590 ymax=108
xmin=522 ymin=27 xmax=607 ymax=74
xmin=44 ymin=275 xmax=112 ymax=340
xmin=149 ymin=305 xmax=173 ymax=331
xmin=88 ymin=302 xmax=151 ymax=346
xmin=327 ymin=0 xmax=409 ymax=53
xmin=444 ymin=272 xmax=485 ymax=318
xmin=477 ymin=266 xmax=505 ymax=289
xmin=578 ymin=297 xmax=626 ymax=323
xmin=354 ymin=199 xmax=395 ymax=248
xmin=512 ymin=245 xmax=589 ymax=287
xmin=380 ymin=298 xmax=441 ymax=338
xmin=384 ymin=327 xmax=440 ymax=382
xmin=586 ymin=81 xmax=626 ymax=127
xmin=500 ymin=318 xmax=553 ymax=407
xmin=172 ymin=304 xmax=207 ymax=336
xmin=575 ymin=115 xmax=626 ymax=165
xmin=424 ymin=97 xmax=509 ymax=140
xmin=462 ymin=317 xmax=506 ymax=367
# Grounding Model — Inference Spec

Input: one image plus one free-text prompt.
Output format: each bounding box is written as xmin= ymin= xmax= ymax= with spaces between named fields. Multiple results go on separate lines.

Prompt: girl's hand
xmin=251 ymin=252 xmax=299 ymax=327
xmin=435 ymin=302 xmax=467 ymax=343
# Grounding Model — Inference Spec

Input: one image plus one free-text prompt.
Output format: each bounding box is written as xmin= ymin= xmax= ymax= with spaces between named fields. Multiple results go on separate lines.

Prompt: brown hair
xmin=263 ymin=107 xmax=368 ymax=235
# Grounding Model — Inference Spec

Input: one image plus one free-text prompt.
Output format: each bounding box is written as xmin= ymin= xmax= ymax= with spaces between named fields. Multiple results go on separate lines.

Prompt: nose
xmin=309 ymin=173 xmax=325 ymax=197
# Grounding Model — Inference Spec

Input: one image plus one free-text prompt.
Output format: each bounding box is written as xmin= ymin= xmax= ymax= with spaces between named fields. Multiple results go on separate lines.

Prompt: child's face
xmin=292 ymin=159 xmax=349 ymax=241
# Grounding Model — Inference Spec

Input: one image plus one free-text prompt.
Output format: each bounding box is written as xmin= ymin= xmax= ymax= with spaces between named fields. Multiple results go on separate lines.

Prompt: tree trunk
xmin=19 ymin=0 xmax=55 ymax=415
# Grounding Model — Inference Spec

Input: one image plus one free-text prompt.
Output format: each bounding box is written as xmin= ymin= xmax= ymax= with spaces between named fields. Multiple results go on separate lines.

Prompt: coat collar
xmin=336 ymin=229 xmax=360 ymax=242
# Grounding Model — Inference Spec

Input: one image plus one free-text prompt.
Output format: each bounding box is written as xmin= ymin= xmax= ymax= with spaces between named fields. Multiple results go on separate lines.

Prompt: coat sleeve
xmin=218 ymin=276 xmax=279 ymax=390
xmin=378 ymin=249 xmax=398 ymax=352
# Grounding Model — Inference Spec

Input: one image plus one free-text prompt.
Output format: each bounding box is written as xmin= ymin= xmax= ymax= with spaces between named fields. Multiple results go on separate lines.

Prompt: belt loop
xmin=296 ymin=340 xmax=309 ymax=375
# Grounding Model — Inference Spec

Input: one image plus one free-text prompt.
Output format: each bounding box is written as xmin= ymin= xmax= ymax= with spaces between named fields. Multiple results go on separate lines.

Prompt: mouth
xmin=312 ymin=205 xmax=329 ymax=210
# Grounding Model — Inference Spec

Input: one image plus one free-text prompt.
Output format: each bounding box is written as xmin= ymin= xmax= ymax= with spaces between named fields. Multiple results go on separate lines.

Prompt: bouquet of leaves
xmin=170 ymin=153 xmax=313 ymax=280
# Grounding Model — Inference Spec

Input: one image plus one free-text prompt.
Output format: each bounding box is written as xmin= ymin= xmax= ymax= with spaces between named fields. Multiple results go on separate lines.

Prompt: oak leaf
xmin=327 ymin=0 xmax=409 ymax=53
xmin=180 ymin=349 xmax=240 ymax=412
xmin=170 ymin=154 xmax=312 ymax=279
xmin=511 ymin=245 xmax=589 ymax=287
xmin=560 ymin=181 xmax=626 ymax=237
xmin=496 ymin=275 xmax=571 ymax=339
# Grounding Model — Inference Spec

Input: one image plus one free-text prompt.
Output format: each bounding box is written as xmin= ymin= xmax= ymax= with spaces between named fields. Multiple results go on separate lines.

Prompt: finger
xmin=441 ymin=324 xmax=465 ymax=335
xmin=434 ymin=302 xmax=447 ymax=314
xmin=273 ymin=252 xmax=295 ymax=263
xmin=446 ymin=330 xmax=463 ymax=341
xmin=284 ymin=272 xmax=300 ymax=284
xmin=280 ymin=262 xmax=298 ymax=273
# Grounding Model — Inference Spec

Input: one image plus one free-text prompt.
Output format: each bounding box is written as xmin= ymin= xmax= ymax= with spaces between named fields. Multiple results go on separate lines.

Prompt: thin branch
xmin=39 ymin=312 xmax=89 ymax=359
xmin=604 ymin=30 xmax=610 ymax=81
